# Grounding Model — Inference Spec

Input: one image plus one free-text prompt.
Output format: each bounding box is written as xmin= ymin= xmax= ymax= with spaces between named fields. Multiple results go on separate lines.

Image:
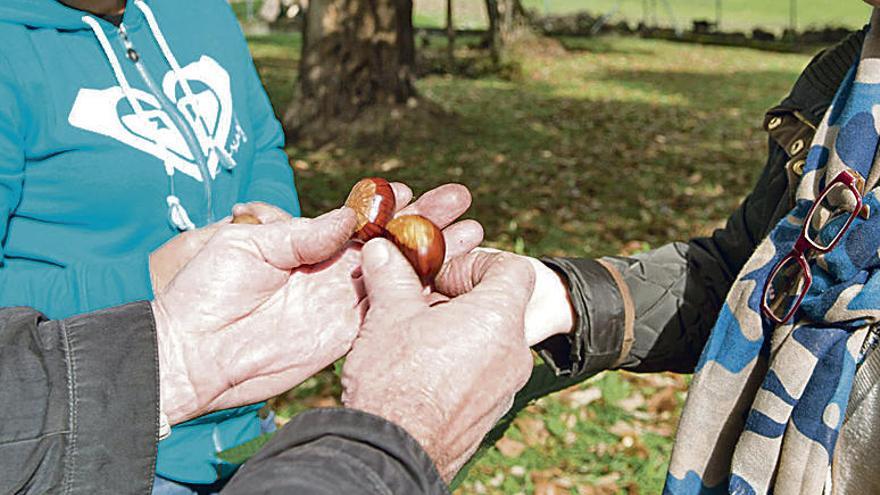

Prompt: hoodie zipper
xmin=117 ymin=23 xmax=214 ymax=223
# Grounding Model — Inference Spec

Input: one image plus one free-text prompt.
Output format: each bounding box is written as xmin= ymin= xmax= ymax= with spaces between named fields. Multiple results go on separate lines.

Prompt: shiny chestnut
xmin=231 ymin=213 xmax=262 ymax=225
xmin=345 ymin=177 xmax=396 ymax=242
xmin=384 ymin=215 xmax=446 ymax=286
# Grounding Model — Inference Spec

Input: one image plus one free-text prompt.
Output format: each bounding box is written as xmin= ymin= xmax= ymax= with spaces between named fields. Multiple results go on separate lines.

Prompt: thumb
xmin=361 ymin=238 xmax=427 ymax=320
xmin=250 ymin=207 xmax=357 ymax=269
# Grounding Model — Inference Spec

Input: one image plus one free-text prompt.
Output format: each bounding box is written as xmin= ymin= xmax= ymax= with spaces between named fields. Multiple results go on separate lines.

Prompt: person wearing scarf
xmin=461 ymin=2 xmax=880 ymax=493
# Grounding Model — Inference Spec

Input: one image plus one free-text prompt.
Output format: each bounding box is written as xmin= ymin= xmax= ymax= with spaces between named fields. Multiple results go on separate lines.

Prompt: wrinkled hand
xmin=342 ymin=242 xmax=535 ymax=482
xmin=149 ymin=183 xmax=483 ymax=292
xmin=152 ymin=184 xmax=483 ymax=424
xmin=439 ymin=248 xmax=575 ymax=346
xmin=149 ymin=203 xmax=290 ymax=293
xmin=153 ymin=208 xmax=358 ymax=424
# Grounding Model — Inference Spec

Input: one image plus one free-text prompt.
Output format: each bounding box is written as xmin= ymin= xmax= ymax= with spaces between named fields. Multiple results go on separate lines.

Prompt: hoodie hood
xmin=0 ymin=0 xmax=131 ymax=30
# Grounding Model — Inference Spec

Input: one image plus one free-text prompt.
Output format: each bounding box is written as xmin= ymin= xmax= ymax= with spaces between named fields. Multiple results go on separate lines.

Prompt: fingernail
xmin=367 ymin=240 xmax=390 ymax=267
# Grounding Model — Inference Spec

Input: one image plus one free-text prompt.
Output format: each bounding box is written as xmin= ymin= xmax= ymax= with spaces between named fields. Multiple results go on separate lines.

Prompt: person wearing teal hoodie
xmin=0 ymin=0 xmax=301 ymax=492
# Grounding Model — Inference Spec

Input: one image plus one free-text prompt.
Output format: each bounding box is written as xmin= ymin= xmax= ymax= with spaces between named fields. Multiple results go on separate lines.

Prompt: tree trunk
xmin=484 ymin=0 xmax=529 ymax=59
xmin=446 ymin=0 xmax=455 ymax=70
xmin=485 ymin=0 xmax=501 ymax=63
xmin=285 ymin=0 xmax=416 ymax=144
xmin=498 ymin=0 xmax=529 ymax=41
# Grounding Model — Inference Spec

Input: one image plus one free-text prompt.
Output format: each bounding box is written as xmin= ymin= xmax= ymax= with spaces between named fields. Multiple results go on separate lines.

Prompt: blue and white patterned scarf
xmin=665 ymin=11 xmax=880 ymax=494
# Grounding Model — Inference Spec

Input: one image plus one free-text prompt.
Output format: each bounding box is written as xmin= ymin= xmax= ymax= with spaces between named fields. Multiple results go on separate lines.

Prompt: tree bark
xmin=446 ymin=0 xmax=455 ymax=69
xmin=498 ymin=0 xmax=529 ymax=40
xmin=484 ymin=0 xmax=530 ymax=58
xmin=485 ymin=0 xmax=501 ymax=63
xmin=285 ymin=0 xmax=416 ymax=144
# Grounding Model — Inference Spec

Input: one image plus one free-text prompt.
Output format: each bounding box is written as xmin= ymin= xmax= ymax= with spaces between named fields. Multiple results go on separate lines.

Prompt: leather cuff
xmin=536 ymin=257 xmax=629 ymax=379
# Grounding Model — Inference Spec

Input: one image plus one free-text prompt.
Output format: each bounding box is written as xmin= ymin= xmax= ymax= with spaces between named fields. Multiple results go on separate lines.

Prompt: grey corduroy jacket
xmin=529 ymin=28 xmax=880 ymax=492
xmin=0 ymin=302 xmax=448 ymax=494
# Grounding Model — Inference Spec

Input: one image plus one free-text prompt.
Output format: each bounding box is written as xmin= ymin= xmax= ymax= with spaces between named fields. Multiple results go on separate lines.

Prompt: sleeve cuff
xmin=60 ymin=301 xmax=159 ymax=494
xmin=226 ymin=408 xmax=449 ymax=495
xmin=535 ymin=257 xmax=632 ymax=378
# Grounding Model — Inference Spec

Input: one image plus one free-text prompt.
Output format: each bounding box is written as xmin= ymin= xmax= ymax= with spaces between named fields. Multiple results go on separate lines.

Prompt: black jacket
xmin=0 ymin=302 xmax=448 ymax=494
xmin=519 ymin=28 xmax=880 ymax=493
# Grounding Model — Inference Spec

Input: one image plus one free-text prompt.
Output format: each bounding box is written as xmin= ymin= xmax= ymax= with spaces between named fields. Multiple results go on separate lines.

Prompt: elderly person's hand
xmin=150 ymin=184 xmax=484 ymax=425
xmin=149 ymin=183 xmax=483 ymax=292
xmin=152 ymin=208 xmax=358 ymax=425
xmin=342 ymin=241 xmax=535 ymax=482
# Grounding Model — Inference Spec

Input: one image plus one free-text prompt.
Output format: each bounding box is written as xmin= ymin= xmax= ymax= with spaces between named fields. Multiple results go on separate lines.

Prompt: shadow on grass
xmin=556 ymin=35 xmax=659 ymax=55
xmin=248 ymin=32 xmax=803 ymax=258
xmin=595 ymin=67 xmax=803 ymax=112
xmin=250 ymin=35 xmax=812 ymax=493
xmin=288 ymin=66 xmax=799 ymax=259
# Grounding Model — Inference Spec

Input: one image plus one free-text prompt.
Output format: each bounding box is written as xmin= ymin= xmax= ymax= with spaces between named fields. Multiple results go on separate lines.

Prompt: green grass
xmin=249 ymin=33 xmax=813 ymax=493
xmin=414 ymin=0 xmax=872 ymax=32
xmin=232 ymin=0 xmax=870 ymax=33
xmin=230 ymin=0 xmax=263 ymax=20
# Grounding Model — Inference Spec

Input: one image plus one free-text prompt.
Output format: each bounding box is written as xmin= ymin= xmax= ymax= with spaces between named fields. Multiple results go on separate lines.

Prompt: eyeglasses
xmin=761 ymin=170 xmax=864 ymax=325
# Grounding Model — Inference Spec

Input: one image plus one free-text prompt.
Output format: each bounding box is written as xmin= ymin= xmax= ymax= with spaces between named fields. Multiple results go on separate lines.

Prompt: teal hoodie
xmin=0 ymin=0 xmax=301 ymax=484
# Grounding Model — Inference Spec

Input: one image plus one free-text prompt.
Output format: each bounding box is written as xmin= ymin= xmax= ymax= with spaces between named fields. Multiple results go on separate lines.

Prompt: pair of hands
xmin=149 ymin=183 xmax=573 ymax=480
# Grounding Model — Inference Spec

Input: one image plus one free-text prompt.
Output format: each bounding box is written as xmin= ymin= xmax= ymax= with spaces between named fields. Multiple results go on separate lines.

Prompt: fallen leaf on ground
xmin=579 ymin=472 xmax=621 ymax=495
xmin=647 ymin=386 xmax=679 ymax=414
xmin=618 ymin=392 xmax=646 ymax=412
xmin=563 ymin=387 xmax=602 ymax=408
xmin=515 ymin=416 xmax=550 ymax=447
xmin=495 ymin=437 xmax=526 ymax=458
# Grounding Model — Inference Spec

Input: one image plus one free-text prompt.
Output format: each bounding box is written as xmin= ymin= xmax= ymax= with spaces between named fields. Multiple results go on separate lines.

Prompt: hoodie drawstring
xmin=81 ymin=8 xmax=231 ymax=232
xmin=134 ymin=0 xmax=237 ymax=171
xmin=81 ymin=16 xmax=144 ymax=115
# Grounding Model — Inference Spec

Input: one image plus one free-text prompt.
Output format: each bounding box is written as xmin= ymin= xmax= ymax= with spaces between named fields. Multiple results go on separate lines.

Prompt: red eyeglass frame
xmin=760 ymin=170 xmax=864 ymax=325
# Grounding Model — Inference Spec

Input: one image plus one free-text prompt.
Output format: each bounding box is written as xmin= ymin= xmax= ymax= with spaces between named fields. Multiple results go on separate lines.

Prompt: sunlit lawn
xmin=248 ymin=32 xmax=812 ymax=493
xmin=414 ymin=0 xmax=871 ymax=31
xmin=233 ymin=0 xmax=871 ymax=32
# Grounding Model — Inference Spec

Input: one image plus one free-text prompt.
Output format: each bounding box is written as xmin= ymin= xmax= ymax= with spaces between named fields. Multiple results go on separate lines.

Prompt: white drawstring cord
xmin=134 ymin=0 xmax=237 ymax=171
xmin=81 ymin=16 xmax=144 ymax=115
xmin=82 ymin=14 xmax=196 ymax=232
xmin=167 ymin=195 xmax=196 ymax=231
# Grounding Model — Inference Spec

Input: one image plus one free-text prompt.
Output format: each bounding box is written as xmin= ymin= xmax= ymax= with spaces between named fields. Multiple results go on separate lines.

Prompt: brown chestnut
xmin=384 ymin=215 xmax=446 ymax=286
xmin=232 ymin=213 xmax=262 ymax=225
xmin=345 ymin=177 xmax=396 ymax=242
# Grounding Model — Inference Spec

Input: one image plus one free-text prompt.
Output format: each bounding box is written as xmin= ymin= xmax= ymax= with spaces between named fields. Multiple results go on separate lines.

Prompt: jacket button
xmin=768 ymin=116 xmax=783 ymax=130
xmin=791 ymin=159 xmax=805 ymax=176
xmin=790 ymin=139 xmax=805 ymax=155
xmin=127 ymin=48 xmax=140 ymax=63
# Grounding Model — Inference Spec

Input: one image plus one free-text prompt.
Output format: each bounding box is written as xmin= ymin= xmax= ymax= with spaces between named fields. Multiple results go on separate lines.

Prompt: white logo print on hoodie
xmin=67 ymin=0 xmax=247 ymax=231
xmin=69 ymin=56 xmax=245 ymax=183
